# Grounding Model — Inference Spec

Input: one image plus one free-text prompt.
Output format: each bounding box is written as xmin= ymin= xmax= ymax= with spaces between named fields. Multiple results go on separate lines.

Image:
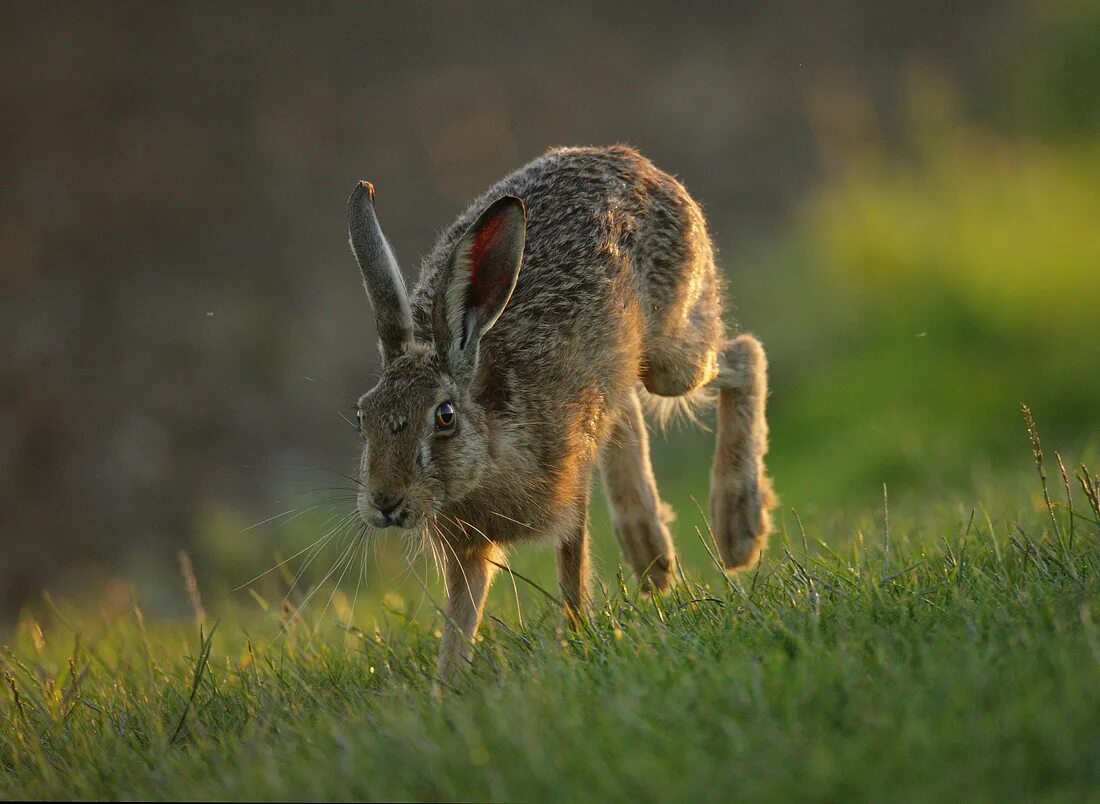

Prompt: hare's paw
xmin=613 ymin=516 xmax=676 ymax=593
xmin=712 ymin=473 xmax=775 ymax=571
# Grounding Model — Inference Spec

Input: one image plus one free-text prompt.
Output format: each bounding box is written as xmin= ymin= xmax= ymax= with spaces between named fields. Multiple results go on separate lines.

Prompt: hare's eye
xmin=434 ymin=401 xmax=457 ymax=431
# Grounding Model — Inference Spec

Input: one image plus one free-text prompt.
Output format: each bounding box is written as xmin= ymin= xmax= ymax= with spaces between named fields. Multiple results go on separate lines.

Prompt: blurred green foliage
xmin=768 ymin=103 xmax=1099 ymax=507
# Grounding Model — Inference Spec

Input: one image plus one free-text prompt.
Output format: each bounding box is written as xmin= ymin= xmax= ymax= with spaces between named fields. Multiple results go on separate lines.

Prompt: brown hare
xmin=347 ymin=145 xmax=775 ymax=678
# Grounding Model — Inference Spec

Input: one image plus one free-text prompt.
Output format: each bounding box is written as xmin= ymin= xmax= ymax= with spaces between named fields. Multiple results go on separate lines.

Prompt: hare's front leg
xmin=438 ymin=542 xmax=501 ymax=680
xmin=556 ymin=494 xmax=591 ymax=625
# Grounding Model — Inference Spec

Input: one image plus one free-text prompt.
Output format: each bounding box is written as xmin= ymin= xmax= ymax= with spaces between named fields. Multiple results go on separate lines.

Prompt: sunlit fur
xmin=349 ymin=145 xmax=776 ymax=679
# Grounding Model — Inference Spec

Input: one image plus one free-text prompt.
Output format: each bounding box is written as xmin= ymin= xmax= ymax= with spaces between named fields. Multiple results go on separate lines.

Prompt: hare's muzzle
xmin=359 ymin=490 xmax=412 ymax=530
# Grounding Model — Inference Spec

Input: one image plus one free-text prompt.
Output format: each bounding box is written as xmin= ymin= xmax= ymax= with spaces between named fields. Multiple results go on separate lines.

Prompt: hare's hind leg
xmin=599 ymin=389 xmax=676 ymax=592
xmin=708 ymin=334 xmax=775 ymax=570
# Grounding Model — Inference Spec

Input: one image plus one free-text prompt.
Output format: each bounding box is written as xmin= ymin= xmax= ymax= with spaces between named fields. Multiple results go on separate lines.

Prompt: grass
xmin=3 ymin=432 xmax=1100 ymax=801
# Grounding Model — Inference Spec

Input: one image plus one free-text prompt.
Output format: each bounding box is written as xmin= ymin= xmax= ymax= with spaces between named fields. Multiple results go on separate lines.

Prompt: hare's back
xmin=418 ymin=144 xmax=709 ymax=324
xmin=412 ymin=145 xmax=722 ymax=405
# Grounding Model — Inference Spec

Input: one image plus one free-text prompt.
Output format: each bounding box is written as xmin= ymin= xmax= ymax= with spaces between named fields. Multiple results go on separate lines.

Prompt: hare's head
xmin=347 ymin=182 xmax=525 ymax=530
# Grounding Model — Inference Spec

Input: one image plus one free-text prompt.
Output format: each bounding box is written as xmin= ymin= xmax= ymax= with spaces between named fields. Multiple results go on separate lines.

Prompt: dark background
xmin=2 ymin=1 xmax=1097 ymax=618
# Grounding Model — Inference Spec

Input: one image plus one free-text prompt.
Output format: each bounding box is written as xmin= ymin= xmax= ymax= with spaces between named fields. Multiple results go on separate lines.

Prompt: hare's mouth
xmin=358 ymin=499 xmax=417 ymax=531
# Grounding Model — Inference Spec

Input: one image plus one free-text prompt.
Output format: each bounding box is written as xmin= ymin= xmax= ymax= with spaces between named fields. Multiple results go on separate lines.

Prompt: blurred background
xmin=1 ymin=1 xmax=1097 ymax=623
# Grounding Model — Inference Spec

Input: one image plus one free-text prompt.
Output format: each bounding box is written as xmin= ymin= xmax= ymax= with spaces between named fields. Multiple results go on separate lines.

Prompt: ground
xmin=2 ymin=447 xmax=1099 ymax=801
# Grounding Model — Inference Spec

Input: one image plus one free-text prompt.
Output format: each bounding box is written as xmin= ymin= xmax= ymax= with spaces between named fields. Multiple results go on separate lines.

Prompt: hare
xmin=347 ymin=145 xmax=775 ymax=679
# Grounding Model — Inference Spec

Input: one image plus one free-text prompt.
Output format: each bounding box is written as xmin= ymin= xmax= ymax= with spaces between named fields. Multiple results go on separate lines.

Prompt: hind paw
xmin=612 ymin=520 xmax=676 ymax=593
xmin=639 ymin=553 xmax=675 ymax=594
xmin=712 ymin=475 xmax=775 ymax=571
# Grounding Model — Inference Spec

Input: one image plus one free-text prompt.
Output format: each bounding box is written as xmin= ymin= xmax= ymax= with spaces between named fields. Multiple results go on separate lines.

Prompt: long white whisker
xmin=435 ymin=523 xmax=475 ymax=612
xmin=399 ymin=525 xmax=432 ymax=623
xmin=486 ymin=509 xmax=535 ymax=530
xmin=309 ymin=526 xmax=365 ymax=646
xmin=428 ymin=516 xmax=452 ymax=589
xmin=242 ymin=506 xmax=309 ymax=533
xmin=279 ymin=510 xmax=359 ymax=606
xmin=234 ymin=507 xmax=355 ymax=591
xmin=263 ymin=495 xmax=359 ymax=533
xmin=242 ymin=490 xmax=357 ymax=525
xmin=443 ymin=513 xmax=524 ymax=629
xmin=282 ymin=539 xmax=349 ymax=630
xmin=406 ymin=547 xmax=431 ymax=624
xmin=343 ymin=527 xmax=372 ymax=647
xmin=402 ymin=553 xmax=449 ymax=633
xmin=281 ymin=463 xmax=367 ymax=489
xmin=271 ymin=526 xmax=358 ymax=645
xmin=425 ymin=518 xmax=444 ymax=581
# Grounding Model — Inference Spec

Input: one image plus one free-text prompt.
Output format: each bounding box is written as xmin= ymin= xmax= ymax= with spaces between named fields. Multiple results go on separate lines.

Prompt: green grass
xmin=3 ymin=442 xmax=1100 ymax=801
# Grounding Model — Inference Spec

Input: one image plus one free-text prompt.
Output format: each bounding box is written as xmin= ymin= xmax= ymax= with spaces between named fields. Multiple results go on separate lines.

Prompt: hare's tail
xmin=708 ymin=334 xmax=776 ymax=571
xmin=639 ymin=384 xmax=716 ymax=431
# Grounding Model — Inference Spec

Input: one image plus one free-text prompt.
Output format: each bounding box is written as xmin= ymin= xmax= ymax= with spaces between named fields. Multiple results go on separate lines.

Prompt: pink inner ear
xmin=466 ymin=212 xmax=511 ymax=312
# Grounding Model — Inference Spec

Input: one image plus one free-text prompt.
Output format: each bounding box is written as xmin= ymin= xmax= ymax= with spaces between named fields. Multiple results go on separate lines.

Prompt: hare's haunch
xmin=347 ymin=146 xmax=775 ymax=678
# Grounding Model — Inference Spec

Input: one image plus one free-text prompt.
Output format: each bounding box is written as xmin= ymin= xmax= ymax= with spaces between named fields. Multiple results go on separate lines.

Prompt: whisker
xmin=336 ymin=409 xmax=359 ymax=431
xmin=343 ymin=527 xmax=372 ymax=646
xmin=242 ymin=506 xmax=309 ymax=533
xmin=309 ymin=525 xmax=366 ymax=645
xmin=400 ymin=539 xmax=432 ymax=624
xmin=400 ymin=529 xmax=417 ymax=568
xmin=370 ymin=525 xmax=386 ymax=568
xmin=289 ymin=488 xmax=361 ymax=498
xmin=420 ymin=521 xmax=440 ymax=591
xmin=240 ymin=494 xmax=356 ymax=534
xmin=234 ymin=507 xmax=356 ymax=592
xmin=486 ymin=509 xmax=535 ymax=530
xmin=434 ymin=523 xmax=474 ymax=609
xmin=387 ymin=526 xmax=428 ymax=592
xmin=425 ymin=520 xmax=444 ymax=581
xmin=235 ymin=533 xmax=330 ymax=592
xmin=402 ymin=554 xmax=450 ymax=634
xmin=280 ymin=510 xmax=359 ymax=610
xmin=280 ymin=463 xmax=367 ymax=489
xmin=443 ymin=513 xmax=524 ymax=629
xmin=273 ymin=523 xmax=360 ymax=644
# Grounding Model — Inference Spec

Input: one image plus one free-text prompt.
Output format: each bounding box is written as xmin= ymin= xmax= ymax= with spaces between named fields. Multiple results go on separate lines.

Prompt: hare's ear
xmin=433 ymin=195 xmax=525 ymax=371
xmin=347 ymin=181 xmax=414 ymax=363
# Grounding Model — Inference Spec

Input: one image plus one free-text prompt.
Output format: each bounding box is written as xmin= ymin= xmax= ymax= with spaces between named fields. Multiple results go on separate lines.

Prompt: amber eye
xmin=434 ymin=401 xmax=457 ymax=431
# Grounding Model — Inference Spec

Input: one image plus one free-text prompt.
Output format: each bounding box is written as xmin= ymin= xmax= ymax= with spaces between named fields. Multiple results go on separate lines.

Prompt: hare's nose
xmin=372 ymin=492 xmax=405 ymax=519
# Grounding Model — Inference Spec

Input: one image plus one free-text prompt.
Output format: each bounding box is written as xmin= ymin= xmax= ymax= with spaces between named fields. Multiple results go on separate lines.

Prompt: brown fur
xmin=346 ymin=146 xmax=775 ymax=678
